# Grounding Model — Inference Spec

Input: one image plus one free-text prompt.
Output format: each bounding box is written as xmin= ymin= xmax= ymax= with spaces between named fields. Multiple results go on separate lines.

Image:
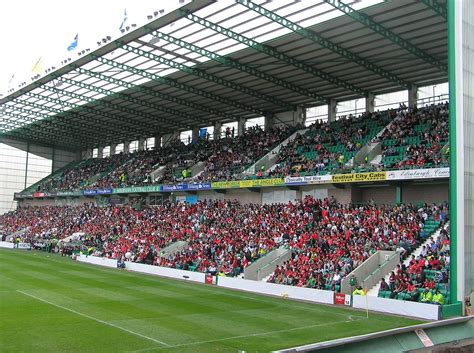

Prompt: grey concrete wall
xmin=159 ymin=241 xmax=188 ymax=258
xmin=328 ymin=187 xmax=353 ymax=204
xmin=402 ymin=183 xmax=448 ymax=204
xmin=340 ymin=250 xmax=399 ymax=294
xmin=244 ymin=247 xmax=291 ymax=281
xmin=355 ymin=186 xmax=396 ymax=204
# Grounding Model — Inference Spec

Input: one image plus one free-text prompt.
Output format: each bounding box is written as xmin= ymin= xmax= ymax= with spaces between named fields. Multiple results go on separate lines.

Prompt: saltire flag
xmin=31 ymin=57 xmax=43 ymax=74
xmin=119 ymin=9 xmax=128 ymax=31
xmin=67 ymin=34 xmax=79 ymax=51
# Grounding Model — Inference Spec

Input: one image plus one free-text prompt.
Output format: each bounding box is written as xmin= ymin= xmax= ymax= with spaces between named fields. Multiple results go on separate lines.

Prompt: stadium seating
xmin=22 ymin=103 xmax=450 ymax=195
xmin=377 ymin=103 xmax=449 ymax=170
xmin=0 ymin=198 xmax=448 ymax=299
xmin=377 ymin=220 xmax=451 ymax=305
xmin=268 ymin=112 xmax=390 ymax=178
xmin=28 ymin=125 xmax=294 ymax=193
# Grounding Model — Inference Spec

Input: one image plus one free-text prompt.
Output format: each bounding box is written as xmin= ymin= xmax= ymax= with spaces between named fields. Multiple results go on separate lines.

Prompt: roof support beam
xmin=1 ymin=114 xmax=91 ymax=147
xmin=5 ymin=102 xmax=127 ymax=142
xmin=75 ymin=67 xmax=236 ymax=122
xmin=181 ymin=10 xmax=367 ymax=97
xmin=131 ymin=39 xmax=294 ymax=111
xmin=96 ymin=56 xmax=267 ymax=116
xmin=324 ymin=0 xmax=447 ymax=73
xmin=1 ymin=129 xmax=80 ymax=149
xmin=3 ymin=104 xmax=145 ymax=147
xmin=5 ymin=99 xmax=133 ymax=142
xmin=236 ymin=0 xmax=411 ymax=88
xmin=420 ymin=0 xmax=447 ymax=19
xmin=16 ymin=95 xmax=146 ymax=137
xmin=152 ymin=31 xmax=327 ymax=102
xmin=52 ymin=78 xmax=190 ymax=128
xmin=1 ymin=111 xmax=98 ymax=145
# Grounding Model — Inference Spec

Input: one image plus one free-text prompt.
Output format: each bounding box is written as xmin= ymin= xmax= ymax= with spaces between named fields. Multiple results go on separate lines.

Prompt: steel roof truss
xmin=324 ymin=0 xmax=447 ymax=73
xmin=42 ymin=82 xmax=182 ymax=131
xmin=152 ymin=31 xmax=327 ymax=102
xmin=20 ymin=92 xmax=153 ymax=136
xmin=236 ymin=0 xmax=411 ymax=88
xmin=182 ymin=10 xmax=367 ymax=97
xmin=419 ymin=0 xmax=447 ymax=19
xmin=96 ymin=56 xmax=268 ymax=116
xmin=77 ymin=66 xmax=236 ymax=121
xmin=130 ymin=39 xmax=294 ymax=110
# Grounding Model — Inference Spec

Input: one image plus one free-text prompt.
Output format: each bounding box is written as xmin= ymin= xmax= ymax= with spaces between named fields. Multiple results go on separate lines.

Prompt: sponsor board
xmin=332 ymin=172 xmax=387 ymax=183
xmin=114 ymin=185 xmax=161 ymax=194
xmin=161 ymin=183 xmax=211 ymax=192
xmin=83 ymin=188 xmax=113 ymax=196
xmin=211 ymin=178 xmax=284 ymax=189
xmin=334 ymin=293 xmax=351 ymax=306
xmin=20 ymin=168 xmax=449 ymax=199
xmin=204 ymin=274 xmax=217 ymax=285
xmin=387 ymin=167 xmax=449 ymax=180
xmin=285 ymin=175 xmax=331 ymax=185
xmin=56 ymin=191 xmax=82 ymax=197
xmin=211 ymin=180 xmax=242 ymax=189
xmin=17 ymin=242 xmax=31 ymax=250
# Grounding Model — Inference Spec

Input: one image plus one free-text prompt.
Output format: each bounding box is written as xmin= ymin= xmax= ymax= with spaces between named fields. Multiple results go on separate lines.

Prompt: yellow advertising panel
xmin=331 ymin=172 xmax=387 ymax=183
xmin=211 ymin=178 xmax=284 ymax=189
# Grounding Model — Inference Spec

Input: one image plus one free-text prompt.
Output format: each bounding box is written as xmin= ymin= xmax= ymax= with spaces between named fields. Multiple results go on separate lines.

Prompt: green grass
xmin=0 ymin=249 xmax=422 ymax=353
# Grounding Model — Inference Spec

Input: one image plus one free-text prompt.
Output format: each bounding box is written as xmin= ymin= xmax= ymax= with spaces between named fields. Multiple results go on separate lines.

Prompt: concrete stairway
xmin=243 ymin=129 xmax=307 ymax=175
xmin=366 ymin=221 xmax=448 ymax=296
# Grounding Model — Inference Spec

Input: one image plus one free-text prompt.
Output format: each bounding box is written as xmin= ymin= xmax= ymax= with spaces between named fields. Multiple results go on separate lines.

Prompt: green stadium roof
xmin=0 ymin=0 xmax=447 ymax=150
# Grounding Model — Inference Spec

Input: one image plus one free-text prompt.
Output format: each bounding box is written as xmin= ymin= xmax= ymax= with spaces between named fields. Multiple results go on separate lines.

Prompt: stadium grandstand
xmin=0 ymin=0 xmax=473 ymax=352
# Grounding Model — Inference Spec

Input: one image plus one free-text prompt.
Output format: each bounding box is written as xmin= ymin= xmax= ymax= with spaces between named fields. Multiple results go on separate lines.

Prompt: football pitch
xmin=0 ymin=249 xmax=422 ymax=353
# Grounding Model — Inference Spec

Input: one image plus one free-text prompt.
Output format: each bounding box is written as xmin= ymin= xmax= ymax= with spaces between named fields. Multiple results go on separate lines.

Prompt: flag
xmin=31 ymin=57 xmax=43 ymax=74
xmin=119 ymin=9 xmax=128 ymax=31
xmin=7 ymin=74 xmax=15 ymax=89
xmin=67 ymin=34 xmax=79 ymax=51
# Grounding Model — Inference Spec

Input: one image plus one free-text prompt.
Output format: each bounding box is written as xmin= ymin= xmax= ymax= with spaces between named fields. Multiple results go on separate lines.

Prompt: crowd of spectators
xmin=0 ymin=198 xmax=447 ymax=295
xmin=377 ymin=103 xmax=449 ymax=170
xmin=269 ymin=112 xmax=389 ymax=178
xmin=379 ymin=222 xmax=450 ymax=304
xmin=195 ymin=125 xmax=295 ymax=182
xmin=267 ymin=199 xmax=448 ymax=292
xmin=30 ymin=125 xmax=294 ymax=194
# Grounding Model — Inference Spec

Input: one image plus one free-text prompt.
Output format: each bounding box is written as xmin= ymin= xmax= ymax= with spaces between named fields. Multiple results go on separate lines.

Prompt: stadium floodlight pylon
xmin=181 ymin=10 xmax=367 ymax=97
xmin=324 ymin=0 xmax=447 ymax=73
xmin=75 ymin=67 xmax=238 ymax=122
xmin=420 ymin=0 xmax=448 ymax=19
xmin=149 ymin=31 xmax=328 ymax=103
xmin=96 ymin=56 xmax=270 ymax=116
xmin=236 ymin=0 xmax=411 ymax=89
xmin=127 ymin=38 xmax=295 ymax=111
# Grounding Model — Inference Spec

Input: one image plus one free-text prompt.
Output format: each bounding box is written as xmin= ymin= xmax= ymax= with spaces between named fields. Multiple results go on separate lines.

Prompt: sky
xmin=0 ymin=0 xmax=190 ymax=96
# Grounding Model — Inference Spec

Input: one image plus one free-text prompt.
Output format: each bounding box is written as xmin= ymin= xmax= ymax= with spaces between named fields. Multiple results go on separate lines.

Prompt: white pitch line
xmin=17 ymin=290 xmax=170 ymax=347
xmin=130 ymin=318 xmax=364 ymax=352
